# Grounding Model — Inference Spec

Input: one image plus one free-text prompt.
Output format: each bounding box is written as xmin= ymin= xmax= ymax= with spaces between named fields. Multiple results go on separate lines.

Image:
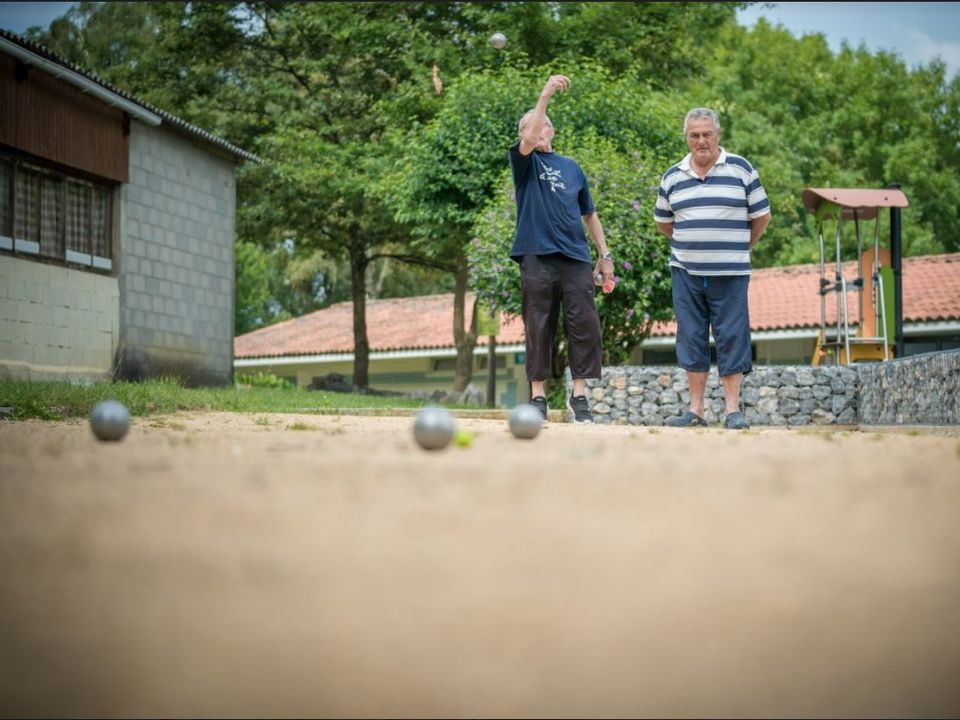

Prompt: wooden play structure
xmin=802 ymin=187 xmax=909 ymax=366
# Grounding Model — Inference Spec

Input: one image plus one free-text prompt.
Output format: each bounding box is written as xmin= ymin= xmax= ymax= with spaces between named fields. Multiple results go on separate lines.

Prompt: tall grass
xmin=0 ymin=377 xmax=430 ymax=420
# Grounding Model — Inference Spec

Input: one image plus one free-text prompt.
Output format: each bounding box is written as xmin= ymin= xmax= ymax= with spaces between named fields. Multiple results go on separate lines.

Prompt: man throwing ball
xmin=508 ymin=74 xmax=614 ymax=424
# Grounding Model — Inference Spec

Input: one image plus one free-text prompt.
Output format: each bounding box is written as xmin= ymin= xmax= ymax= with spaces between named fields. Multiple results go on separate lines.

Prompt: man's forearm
xmin=750 ymin=212 xmax=771 ymax=247
xmin=526 ymin=93 xmax=552 ymax=136
xmin=521 ymin=75 xmax=568 ymax=147
xmin=585 ymin=214 xmax=609 ymax=255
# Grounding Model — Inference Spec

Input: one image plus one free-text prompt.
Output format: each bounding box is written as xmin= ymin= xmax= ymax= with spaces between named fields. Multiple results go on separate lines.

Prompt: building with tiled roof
xmin=236 ymin=293 xmax=530 ymax=406
xmin=236 ymin=293 xmax=525 ymax=359
xmin=235 ymin=254 xmax=960 ymax=404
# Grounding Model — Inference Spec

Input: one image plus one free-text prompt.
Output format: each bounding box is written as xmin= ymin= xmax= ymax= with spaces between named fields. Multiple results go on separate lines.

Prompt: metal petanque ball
xmin=509 ymin=403 xmax=542 ymax=440
xmin=413 ymin=406 xmax=455 ymax=451
xmin=489 ymin=32 xmax=507 ymax=49
xmin=90 ymin=399 xmax=130 ymax=442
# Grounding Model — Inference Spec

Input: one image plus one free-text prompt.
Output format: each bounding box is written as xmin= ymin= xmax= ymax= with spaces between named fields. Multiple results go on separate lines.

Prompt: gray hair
xmin=518 ymin=110 xmax=553 ymax=140
xmin=683 ymin=107 xmax=721 ymax=134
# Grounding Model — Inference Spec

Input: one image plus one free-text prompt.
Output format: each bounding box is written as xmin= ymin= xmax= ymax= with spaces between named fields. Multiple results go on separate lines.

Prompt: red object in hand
xmin=595 ymin=272 xmax=615 ymax=294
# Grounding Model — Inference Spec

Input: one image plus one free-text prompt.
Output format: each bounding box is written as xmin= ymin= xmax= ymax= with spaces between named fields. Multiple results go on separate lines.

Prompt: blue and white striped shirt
xmin=654 ymin=149 xmax=770 ymax=276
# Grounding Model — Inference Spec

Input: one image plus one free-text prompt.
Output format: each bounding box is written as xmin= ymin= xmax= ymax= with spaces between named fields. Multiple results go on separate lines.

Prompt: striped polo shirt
xmin=654 ymin=148 xmax=770 ymax=276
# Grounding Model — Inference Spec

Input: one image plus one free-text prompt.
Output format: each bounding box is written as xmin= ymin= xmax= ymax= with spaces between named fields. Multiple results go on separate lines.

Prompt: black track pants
xmin=520 ymin=253 xmax=602 ymax=382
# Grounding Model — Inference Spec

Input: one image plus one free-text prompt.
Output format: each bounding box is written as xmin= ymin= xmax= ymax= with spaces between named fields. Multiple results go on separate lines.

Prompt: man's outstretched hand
xmin=541 ymin=74 xmax=570 ymax=100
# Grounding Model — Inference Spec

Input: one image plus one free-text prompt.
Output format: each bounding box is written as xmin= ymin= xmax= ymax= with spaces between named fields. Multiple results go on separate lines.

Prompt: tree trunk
xmin=452 ymin=253 xmax=477 ymax=393
xmin=350 ymin=239 xmax=370 ymax=389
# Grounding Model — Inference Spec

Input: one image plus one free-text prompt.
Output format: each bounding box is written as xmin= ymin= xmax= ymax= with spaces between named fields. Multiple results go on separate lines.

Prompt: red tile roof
xmin=236 ymin=293 xmax=525 ymax=358
xmin=235 ymin=254 xmax=960 ymax=358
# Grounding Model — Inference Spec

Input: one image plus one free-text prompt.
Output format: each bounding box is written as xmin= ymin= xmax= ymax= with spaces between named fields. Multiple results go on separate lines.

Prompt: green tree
xmin=210 ymin=3 xmax=461 ymax=388
xmin=234 ymin=239 xmax=273 ymax=335
xmin=682 ymin=19 xmax=960 ymax=266
xmin=549 ymin=2 xmax=744 ymax=83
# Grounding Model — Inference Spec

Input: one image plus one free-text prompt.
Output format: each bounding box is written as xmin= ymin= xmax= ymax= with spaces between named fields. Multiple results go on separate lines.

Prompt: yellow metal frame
xmin=812 ymin=200 xmax=893 ymax=366
xmin=812 ymin=332 xmax=891 ymax=366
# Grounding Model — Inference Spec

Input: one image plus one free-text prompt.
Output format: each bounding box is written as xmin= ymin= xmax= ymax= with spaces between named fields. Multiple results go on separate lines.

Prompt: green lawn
xmin=0 ymin=377 xmax=433 ymax=421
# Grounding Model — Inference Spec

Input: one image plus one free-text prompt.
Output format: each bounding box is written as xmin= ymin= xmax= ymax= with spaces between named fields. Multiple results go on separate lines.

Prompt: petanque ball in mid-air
xmin=90 ymin=399 xmax=130 ymax=442
xmin=414 ymin=406 xmax=455 ymax=451
xmin=489 ymin=32 xmax=507 ymax=49
xmin=509 ymin=403 xmax=542 ymax=440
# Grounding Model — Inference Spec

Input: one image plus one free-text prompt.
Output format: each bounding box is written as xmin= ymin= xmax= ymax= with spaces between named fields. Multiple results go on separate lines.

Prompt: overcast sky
xmin=737 ymin=2 xmax=960 ymax=78
xmin=1 ymin=1 xmax=958 ymax=78
xmin=0 ymin=2 xmax=74 ymax=33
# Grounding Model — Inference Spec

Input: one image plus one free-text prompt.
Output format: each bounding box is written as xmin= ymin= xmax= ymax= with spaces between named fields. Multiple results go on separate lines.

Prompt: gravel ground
xmin=2 ymin=412 xmax=959 ymax=718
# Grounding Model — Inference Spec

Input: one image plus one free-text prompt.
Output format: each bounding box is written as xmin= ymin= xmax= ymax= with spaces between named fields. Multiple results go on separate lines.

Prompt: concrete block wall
xmin=0 ymin=254 xmax=119 ymax=382
xmin=117 ymin=122 xmax=237 ymax=386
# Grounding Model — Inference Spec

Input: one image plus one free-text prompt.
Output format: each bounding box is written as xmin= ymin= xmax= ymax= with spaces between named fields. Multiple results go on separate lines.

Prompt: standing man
xmin=509 ymin=74 xmax=614 ymax=424
xmin=654 ymin=108 xmax=771 ymax=429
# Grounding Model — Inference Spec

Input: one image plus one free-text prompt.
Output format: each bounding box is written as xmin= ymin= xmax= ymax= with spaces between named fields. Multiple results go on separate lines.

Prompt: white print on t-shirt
xmin=539 ymin=165 xmax=566 ymax=193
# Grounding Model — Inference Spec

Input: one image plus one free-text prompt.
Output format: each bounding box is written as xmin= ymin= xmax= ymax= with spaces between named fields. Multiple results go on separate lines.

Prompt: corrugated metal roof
xmin=0 ymin=28 xmax=260 ymax=163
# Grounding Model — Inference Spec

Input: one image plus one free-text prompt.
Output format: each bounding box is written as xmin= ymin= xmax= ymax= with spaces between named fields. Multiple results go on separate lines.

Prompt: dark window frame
xmin=0 ymin=151 xmax=117 ymax=275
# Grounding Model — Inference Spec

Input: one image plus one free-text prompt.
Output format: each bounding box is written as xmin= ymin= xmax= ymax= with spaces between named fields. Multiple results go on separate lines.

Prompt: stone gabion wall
xmin=576 ymin=351 xmax=960 ymax=426
xmin=578 ymin=365 xmax=859 ymax=426
xmin=857 ymin=349 xmax=960 ymax=425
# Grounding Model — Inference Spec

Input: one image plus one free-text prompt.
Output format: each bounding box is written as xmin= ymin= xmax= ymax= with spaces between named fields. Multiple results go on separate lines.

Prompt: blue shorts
xmin=671 ymin=266 xmax=752 ymax=376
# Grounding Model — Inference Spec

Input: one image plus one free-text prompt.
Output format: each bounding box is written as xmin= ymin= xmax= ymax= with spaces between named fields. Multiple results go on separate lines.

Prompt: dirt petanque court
xmin=2 ymin=411 xmax=959 ymax=718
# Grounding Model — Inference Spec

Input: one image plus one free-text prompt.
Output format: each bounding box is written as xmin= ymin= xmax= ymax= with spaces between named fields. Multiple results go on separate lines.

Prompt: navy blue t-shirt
xmin=508 ymin=141 xmax=596 ymax=263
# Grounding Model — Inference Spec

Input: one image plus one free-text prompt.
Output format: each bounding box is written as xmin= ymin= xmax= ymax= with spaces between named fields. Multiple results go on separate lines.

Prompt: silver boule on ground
xmin=89 ymin=399 xmax=131 ymax=441
xmin=413 ymin=406 xmax=455 ymax=450
xmin=508 ymin=403 xmax=542 ymax=439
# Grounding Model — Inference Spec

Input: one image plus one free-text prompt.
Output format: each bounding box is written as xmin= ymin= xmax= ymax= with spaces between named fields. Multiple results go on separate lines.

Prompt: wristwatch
xmin=601 ymin=252 xmax=613 ymax=260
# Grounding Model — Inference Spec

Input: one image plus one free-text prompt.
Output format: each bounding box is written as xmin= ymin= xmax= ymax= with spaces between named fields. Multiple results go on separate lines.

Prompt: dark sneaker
xmin=724 ymin=411 xmax=750 ymax=430
xmin=665 ymin=410 xmax=708 ymax=427
xmin=529 ymin=396 xmax=549 ymax=423
xmin=567 ymin=394 xmax=594 ymax=424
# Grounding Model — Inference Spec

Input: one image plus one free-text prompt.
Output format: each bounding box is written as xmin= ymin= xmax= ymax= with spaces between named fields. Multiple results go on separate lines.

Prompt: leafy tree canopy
xmin=682 ymin=19 xmax=960 ymax=265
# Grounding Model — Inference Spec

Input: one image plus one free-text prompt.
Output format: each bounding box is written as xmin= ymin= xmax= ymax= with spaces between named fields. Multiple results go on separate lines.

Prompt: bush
xmin=236 ymin=371 xmax=294 ymax=390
